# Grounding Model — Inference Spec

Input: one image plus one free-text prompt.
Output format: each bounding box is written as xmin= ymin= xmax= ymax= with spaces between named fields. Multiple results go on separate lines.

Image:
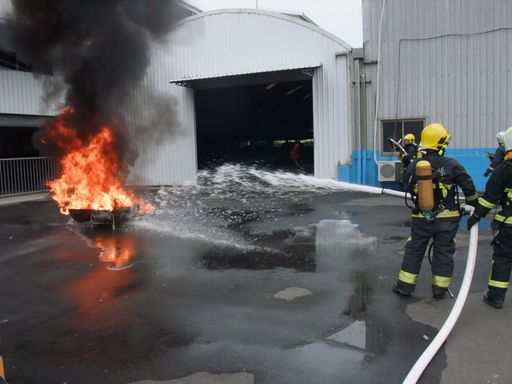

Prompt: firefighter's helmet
xmin=419 ymin=123 xmax=450 ymax=151
xmin=503 ymin=127 xmax=512 ymax=152
xmin=404 ymin=133 xmax=415 ymax=144
xmin=496 ymin=131 xmax=505 ymax=145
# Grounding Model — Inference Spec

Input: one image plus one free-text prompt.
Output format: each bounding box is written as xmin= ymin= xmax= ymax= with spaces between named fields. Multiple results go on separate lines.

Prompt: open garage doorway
xmin=192 ymin=69 xmax=314 ymax=173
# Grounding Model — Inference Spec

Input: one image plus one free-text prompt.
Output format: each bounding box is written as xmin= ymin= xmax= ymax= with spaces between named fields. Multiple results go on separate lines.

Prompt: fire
xmin=46 ymin=108 xmax=151 ymax=215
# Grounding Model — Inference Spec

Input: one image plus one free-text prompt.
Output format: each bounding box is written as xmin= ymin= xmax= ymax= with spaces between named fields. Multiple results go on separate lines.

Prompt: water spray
xmin=150 ymin=165 xmax=478 ymax=383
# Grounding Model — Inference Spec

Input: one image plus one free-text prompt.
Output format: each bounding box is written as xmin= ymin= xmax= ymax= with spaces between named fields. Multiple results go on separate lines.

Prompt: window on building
xmin=381 ymin=119 xmax=425 ymax=154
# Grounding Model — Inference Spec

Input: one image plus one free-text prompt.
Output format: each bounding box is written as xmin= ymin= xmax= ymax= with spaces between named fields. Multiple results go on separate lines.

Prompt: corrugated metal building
xmin=341 ymin=0 xmax=512 ymax=190
xmin=2 ymin=0 xmax=511 ymax=191
xmin=0 ymin=2 xmax=353 ymax=188
xmin=127 ymin=8 xmax=352 ymax=184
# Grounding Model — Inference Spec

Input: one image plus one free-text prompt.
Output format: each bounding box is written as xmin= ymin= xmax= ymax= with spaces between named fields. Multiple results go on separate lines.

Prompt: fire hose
xmin=335 ymin=181 xmax=479 ymax=384
xmin=387 ymin=137 xmax=408 ymax=157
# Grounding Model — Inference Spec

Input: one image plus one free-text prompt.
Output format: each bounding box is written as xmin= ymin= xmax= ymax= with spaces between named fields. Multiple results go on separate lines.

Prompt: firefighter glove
xmin=467 ymin=214 xmax=480 ymax=231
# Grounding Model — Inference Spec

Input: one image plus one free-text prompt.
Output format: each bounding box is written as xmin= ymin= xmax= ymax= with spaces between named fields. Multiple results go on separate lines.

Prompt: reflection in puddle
xmin=71 ymin=228 xmax=138 ymax=270
xmin=315 ymin=220 xmax=376 ymax=250
xmin=343 ymin=271 xmax=369 ymax=318
xmin=327 ymin=320 xmax=366 ymax=350
xmin=63 ymin=231 xmax=141 ymax=330
xmin=95 ymin=235 xmax=136 ymax=270
xmin=296 ymin=341 xmax=364 ymax=373
xmin=341 ymin=271 xmax=386 ymax=357
xmin=200 ymin=229 xmax=316 ymax=271
xmin=200 ymin=244 xmax=315 ymax=271
xmin=65 ymin=259 xmax=139 ymax=331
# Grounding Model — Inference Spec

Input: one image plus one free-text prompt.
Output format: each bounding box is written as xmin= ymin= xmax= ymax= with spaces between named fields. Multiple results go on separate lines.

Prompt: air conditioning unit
xmin=377 ymin=161 xmax=403 ymax=182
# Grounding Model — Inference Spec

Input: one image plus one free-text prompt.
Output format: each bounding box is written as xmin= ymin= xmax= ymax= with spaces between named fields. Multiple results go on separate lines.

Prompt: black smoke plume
xmin=9 ymin=0 xmax=179 ymax=164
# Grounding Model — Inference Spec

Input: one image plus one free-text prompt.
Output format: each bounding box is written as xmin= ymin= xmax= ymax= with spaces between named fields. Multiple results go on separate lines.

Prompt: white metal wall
xmin=363 ymin=0 xmax=512 ymax=149
xmin=124 ymin=72 xmax=198 ymax=186
xmin=166 ymin=9 xmax=350 ymax=81
xmin=0 ymin=0 xmax=11 ymax=19
xmin=312 ymin=54 xmax=352 ymax=177
xmin=160 ymin=9 xmax=352 ymax=179
xmin=0 ymin=70 xmax=60 ymax=116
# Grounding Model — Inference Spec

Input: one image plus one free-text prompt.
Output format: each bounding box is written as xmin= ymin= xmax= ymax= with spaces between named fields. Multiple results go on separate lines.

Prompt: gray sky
xmin=187 ymin=0 xmax=363 ymax=47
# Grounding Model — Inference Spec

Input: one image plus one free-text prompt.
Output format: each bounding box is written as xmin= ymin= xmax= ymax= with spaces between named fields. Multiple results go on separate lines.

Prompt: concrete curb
xmin=0 ymin=193 xmax=50 ymax=206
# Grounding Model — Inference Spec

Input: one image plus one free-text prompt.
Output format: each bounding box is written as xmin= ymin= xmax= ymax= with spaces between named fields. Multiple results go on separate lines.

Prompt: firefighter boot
xmin=392 ymin=281 xmax=413 ymax=297
xmin=483 ymin=291 xmax=504 ymax=309
xmin=432 ymin=286 xmax=448 ymax=301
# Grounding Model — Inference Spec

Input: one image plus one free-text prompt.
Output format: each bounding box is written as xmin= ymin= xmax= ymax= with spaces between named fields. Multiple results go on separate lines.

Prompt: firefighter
xmin=289 ymin=141 xmax=303 ymax=170
xmin=484 ymin=132 xmax=505 ymax=177
xmin=393 ymin=123 xmax=479 ymax=299
xmin=468 ymin=126 xmax=512 ymax=308
xmin=397 ymin=133 xmax=419 ymax=169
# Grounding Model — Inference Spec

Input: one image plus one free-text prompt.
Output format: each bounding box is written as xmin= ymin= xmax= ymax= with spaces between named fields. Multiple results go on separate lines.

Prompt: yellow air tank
xmin=416 ymin=160 xmax=434 ymax=212
xmin=0 ymin=355 xmax=4 ymax=381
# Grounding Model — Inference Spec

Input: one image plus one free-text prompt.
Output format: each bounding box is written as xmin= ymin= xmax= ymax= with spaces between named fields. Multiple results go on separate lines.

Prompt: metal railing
xmin=0 ymin=157 xmax=59 ymax=196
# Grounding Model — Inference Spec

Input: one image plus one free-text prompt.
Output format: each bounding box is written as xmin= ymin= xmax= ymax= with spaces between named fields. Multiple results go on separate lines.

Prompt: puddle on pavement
xmin=200 ymin=244 xmax=316 ymax=271
xmin=77 ymin=171 xmax=388 ymax=354
xmin=1 ymin=165 xmax=429 ymax=383
xmin=295 ymin=341 xmax=365 ymax=373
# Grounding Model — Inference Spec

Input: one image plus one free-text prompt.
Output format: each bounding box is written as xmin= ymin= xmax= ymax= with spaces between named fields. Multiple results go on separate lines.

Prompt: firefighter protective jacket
xmin=475 ymin=159 xmax=512 ymax=225
xmin=405 ymin=151 xmax=479 ymax=221
xmin=486 ymin=146 xmax=505 ymax=175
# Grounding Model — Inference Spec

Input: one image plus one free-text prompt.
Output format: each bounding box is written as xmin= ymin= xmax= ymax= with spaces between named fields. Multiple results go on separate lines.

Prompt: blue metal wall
xmin=337 ymin=148 xmax=496 ymax=192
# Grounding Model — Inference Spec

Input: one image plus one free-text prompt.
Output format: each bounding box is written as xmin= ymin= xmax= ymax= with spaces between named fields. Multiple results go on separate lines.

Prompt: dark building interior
xmin=0 ymin=115 xmax=49 ymax=158
xmin=192 ymin=69 xmax=314 ymax=173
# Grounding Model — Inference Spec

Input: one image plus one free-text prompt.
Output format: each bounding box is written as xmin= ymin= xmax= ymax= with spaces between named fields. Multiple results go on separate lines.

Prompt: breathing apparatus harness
xmin=406 ymin=145 xmax=461 ymax=223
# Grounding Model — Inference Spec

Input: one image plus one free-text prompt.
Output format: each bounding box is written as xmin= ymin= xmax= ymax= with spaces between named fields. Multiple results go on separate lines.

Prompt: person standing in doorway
xmin=290 ymin=141 xmax=303 ymax=170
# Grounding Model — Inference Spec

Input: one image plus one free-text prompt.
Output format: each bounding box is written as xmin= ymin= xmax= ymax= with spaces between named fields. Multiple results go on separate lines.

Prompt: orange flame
xmin=46 ymin=109 xmax=151 ymax=215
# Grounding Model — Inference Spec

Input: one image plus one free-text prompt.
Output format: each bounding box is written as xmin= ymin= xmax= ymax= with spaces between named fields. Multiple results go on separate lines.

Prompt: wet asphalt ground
xmin=0 ymin=183 xmax=509 ymax=384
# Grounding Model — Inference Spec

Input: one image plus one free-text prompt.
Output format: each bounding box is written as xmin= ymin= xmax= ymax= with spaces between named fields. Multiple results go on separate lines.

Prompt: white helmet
xmin=496 ymin=131 xmax=505 ymax=145
xmin=503 ymin=127 xmax=512 ymax=152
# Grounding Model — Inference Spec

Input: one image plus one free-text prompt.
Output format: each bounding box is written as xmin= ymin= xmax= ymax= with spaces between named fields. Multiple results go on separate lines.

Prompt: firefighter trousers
xmin=487 ymin=225 xmax=512 ymax=302
xmin=396 ymin=219 xmax=459 ymax=296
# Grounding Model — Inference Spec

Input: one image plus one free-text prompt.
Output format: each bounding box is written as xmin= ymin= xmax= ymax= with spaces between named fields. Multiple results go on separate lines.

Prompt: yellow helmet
xmin=419 ymin=123 xmax=450 ymax=151
xmin=403 ymin=133 xmax=415 ymax=143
